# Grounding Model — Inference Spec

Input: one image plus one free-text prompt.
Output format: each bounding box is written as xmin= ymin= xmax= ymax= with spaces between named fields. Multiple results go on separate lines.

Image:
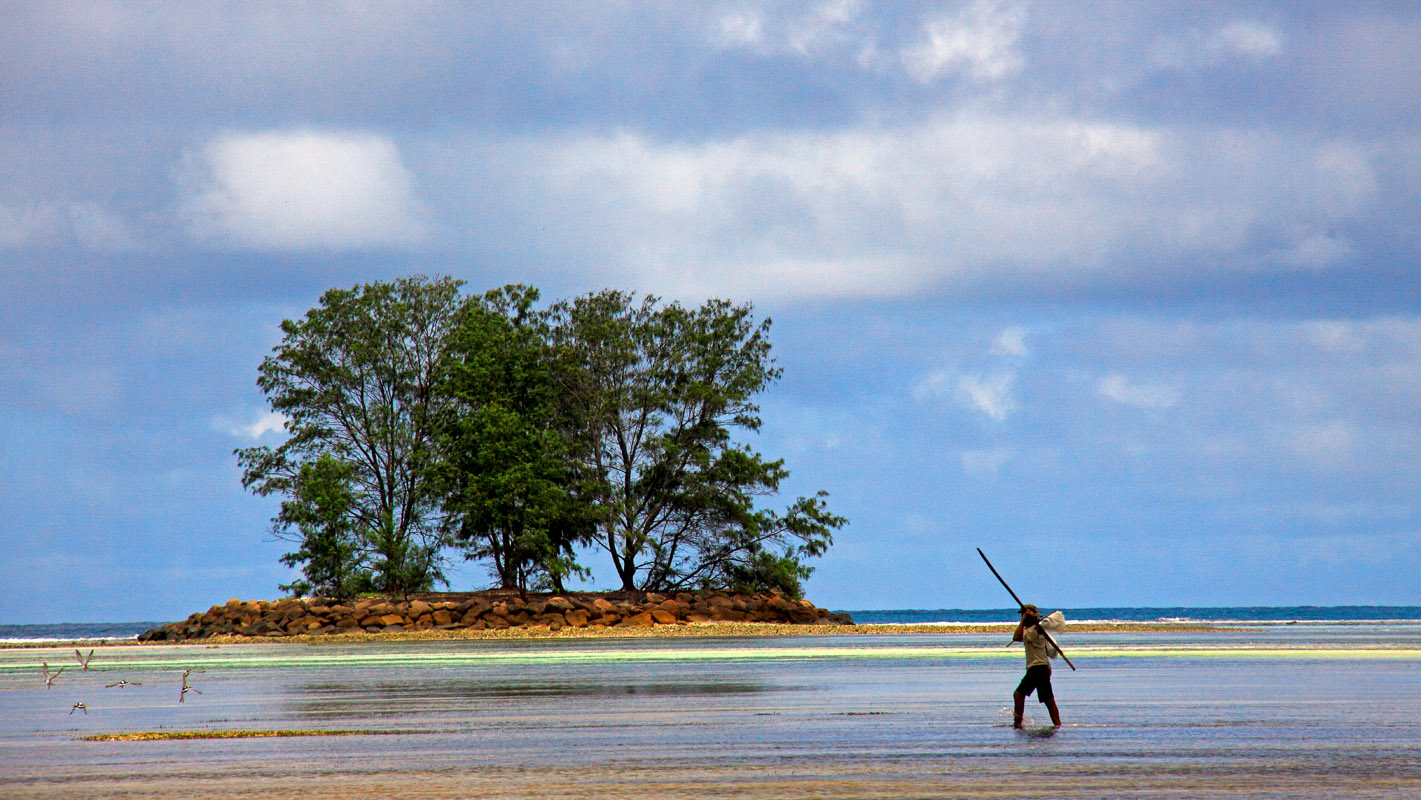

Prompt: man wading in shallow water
xmin=1012 ymin=603 xmax=1063 ymax=728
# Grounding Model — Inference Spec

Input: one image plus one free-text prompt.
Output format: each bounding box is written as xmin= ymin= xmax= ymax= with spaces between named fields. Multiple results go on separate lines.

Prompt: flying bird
xmin=75 ymin=649 xmax=94 ymax=670
xmin=69 ymin=702 xmax=87 ymax=715
xmin=43 ymin=662 xmax=65 ymax=689
xmin=105 ymin=680 xmax=142 ymax=689
xmin=179 ymin=669 xmax=203 ymax=703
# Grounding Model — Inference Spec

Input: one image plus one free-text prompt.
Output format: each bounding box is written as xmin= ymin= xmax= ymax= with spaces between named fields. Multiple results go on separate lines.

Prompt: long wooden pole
xmin=977 ymin=548 xmax=1077 ymax=671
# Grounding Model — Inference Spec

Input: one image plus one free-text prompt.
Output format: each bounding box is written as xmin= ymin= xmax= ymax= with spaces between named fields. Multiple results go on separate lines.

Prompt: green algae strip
xmin=13 ymin=644 xmax=1421 ymax=674
xmin=81 ymin=729 xmax=424 ymax=741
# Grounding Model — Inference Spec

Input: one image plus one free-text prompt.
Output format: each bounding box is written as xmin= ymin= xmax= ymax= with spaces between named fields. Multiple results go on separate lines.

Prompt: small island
xmin=138 ymin=591 xmax=854 ymax=642
xmin=223 ymin=278 xmax=848 ymax=631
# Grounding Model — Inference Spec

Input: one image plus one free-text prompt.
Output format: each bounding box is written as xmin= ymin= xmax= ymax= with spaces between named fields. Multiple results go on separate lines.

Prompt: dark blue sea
xmin=0 ymin=622 xmax=168 ymax=643
xmin=847 ymin=605 xmax=1421 ymax=625
xmin=3 ymin=606 xmax=1419 ymax=642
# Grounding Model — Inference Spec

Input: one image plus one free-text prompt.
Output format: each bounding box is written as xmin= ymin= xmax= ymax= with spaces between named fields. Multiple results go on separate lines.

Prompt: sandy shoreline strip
xmin=0 ymin=621 xmax=1229 ymax=648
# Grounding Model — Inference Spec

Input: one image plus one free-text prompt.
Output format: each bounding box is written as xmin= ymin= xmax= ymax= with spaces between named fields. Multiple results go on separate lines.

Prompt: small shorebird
xmin=179 ymin=669 xmax=203 ymax=703
xmin=69 ymin=702 xmax=87 ymax=715
xmin=75 ymin=649 xmax=94 ymax=670
xmin=104 ymin=680 xmax=142 ymax=689
xmin=43 ymin=662 xmax=65 ymax=689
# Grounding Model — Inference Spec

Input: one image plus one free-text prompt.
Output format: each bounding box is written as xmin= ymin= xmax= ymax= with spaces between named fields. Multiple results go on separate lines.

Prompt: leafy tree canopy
xmin=240 ymin=278 xmax=844 ymax=600
xmin=237 ymin=275 xmax=462 ymax=597
xmin=274 ymin=455 xmax=373 ymax=600
xmin=551 ymin=291 xmax=845 ymax=594
xmin=431 ymin=285 xmax=600 ymax=593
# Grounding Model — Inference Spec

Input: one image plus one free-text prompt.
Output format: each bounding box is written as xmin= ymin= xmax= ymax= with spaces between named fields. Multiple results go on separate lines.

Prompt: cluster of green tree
xmin=236 ymin=276 xmax=845 ymax=601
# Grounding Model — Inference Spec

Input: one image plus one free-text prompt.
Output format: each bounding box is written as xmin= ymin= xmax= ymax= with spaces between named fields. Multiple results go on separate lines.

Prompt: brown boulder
xmin=650 ymin=609 xmax=678 ymax=625
xmin=456 ymin=598 xmax=491 ymax=615
xmin=657 ymin=599 xmax=690 ymax=618
xmin=564 ymin=609 xmax=590 ymax=627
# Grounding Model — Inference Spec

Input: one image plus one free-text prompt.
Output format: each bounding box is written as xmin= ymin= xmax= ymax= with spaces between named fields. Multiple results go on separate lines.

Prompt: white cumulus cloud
xmin=713 ymin=10 xmax=765 ymax=49
xmin=991 ymin=326 xmax=1029 ymax=357
xmin=0 ymin=200 xmax=59 ymax=248
xmin=902 ymin=0 xmax=1027 ymax=83
xmin=217 ymin=410 xmax=288 ymax=441
xmin=1272 ymin=231 xmax=1353 ymax=270
xmin=1098 ymin=374 xmax=1178 ymax=409
xmin=710 ymin=0 xmax=864 ymax=58
xmin=0 ymin=199 xmax=139 ymax=251
xmin=911 ymin=369 xmax=1018 ymax=421
xmin=1154 ymin=19 xmax=1285 ymax=70
xmin=431 ymin=109 xmax=1383 ymax=303
xmin=958 ymin=371 xmax=1017 ymax=421
xmin=179 ymin=129 xmax=425 ymax=250
xmin=1209 ymin=20 xmax=1285 ymax=61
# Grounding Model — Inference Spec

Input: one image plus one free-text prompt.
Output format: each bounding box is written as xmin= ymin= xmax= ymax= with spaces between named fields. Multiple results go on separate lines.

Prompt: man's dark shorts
xmin=1016 ymin=664 xmax=1054 ymax=704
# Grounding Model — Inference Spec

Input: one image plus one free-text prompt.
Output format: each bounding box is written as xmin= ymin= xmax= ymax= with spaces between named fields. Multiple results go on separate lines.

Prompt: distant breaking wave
xmin=0 ymin=622 xmax=165 ymax=644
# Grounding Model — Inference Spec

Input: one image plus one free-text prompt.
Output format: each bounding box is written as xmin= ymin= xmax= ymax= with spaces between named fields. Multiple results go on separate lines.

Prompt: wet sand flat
xmin=3 ymin=626 xmax=1419 ymax=799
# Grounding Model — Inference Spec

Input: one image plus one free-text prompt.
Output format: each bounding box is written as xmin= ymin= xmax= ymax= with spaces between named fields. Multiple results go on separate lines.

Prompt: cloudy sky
xmin=3 ymin=1 xmax=1419 ymax=623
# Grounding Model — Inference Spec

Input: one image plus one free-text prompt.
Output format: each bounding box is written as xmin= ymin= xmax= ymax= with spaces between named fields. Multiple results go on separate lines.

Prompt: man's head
xmin=1021 ymin=603 xmax=1039 ymax=623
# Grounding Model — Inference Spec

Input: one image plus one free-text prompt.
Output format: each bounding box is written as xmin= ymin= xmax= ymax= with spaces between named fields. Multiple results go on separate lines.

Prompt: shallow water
xmin=2 ymin=626 xmax=1419 ymax=798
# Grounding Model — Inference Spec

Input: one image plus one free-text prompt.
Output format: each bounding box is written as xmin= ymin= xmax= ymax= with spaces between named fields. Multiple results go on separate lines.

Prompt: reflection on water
xmin=298 ymin=679 xmax=774 ymax=699
xmin=2 ymin=625 xmax=1420 ymax=798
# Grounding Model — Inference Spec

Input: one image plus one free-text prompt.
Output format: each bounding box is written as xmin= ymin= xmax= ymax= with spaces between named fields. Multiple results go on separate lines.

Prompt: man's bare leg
xmin=1044 ymin=697 xmax=1062 ymax=727
xmin=1013 ymin=691 xmax=1026 ymax=728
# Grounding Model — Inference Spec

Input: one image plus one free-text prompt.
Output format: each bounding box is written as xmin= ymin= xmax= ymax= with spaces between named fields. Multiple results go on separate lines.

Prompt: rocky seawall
xmin=138 ymin=591 xmax=854 ymax=641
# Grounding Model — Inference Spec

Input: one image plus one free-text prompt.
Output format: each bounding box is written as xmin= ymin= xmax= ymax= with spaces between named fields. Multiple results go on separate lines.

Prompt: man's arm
xmin=1012 ymin=614 xmax=1026 ymax=642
